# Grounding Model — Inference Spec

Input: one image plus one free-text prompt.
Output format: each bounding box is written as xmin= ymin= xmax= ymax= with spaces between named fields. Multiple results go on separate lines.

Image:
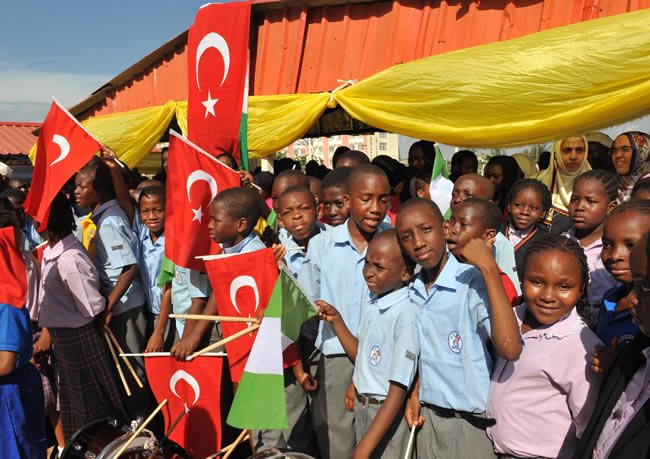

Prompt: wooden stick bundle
xmin=190 ymin=323 xmax=260 ymax=359
xmin=103 ymin=330 xmax=131 ymax=397
xmin=105 ymin=326 xmax=144 ymax=388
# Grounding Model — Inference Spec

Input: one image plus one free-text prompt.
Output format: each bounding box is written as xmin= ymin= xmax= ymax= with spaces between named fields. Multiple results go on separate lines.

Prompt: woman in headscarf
xmin=610 ymin=131 xmax=650 ymax=203
xmin=535 ymin=135 xmax=591 ymax=234
xmin=512 ymin=153 xmax=537 ymax=177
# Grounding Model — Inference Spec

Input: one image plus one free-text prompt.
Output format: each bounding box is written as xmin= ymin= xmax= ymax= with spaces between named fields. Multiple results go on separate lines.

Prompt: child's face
xmin=444 ymin=203 xmax=492 ymax=259
xmin=321 ymin=187 xmax=348 ymax=226
xmin=559 ymin=137 xmax=586 ymax=173
xmin=630 ymin=237 xmax=650 ymax=336
xmin=523 ymin=250 xmax=583 ymax=325
xmin=569 ymin=178 xmax=615 ymax=233
xmin=74 ymin=172 xmax=99 ymax=209
xmin=408 ymin=146 xmax=427 ymax=171
xmin=363 ymin=234 xmax=409 ymax=295
xmin=396 ymin=203 xmax=446 ymax=270
xmin=271 ymin=177 xmax=301 ymax=212
xmin=208 ymin=200 xmax=245 ymax=245
xmin=450 ymin=175 xmax=492 ymax=209
xmin=278 ymin=191 xmax=317 ymax=243
xmin=484 ymin=164 xmax=504 ymax=194
xmin=508 ymin=188 xmax=543 ymax=232
xmin=139 ymin=194 xmax=165 ymax=235
xmin=602 ymin=210 xmax=650 ymax=283
xmin=346 ymin=174 xmax=389 ymax=235
xmin=611 ymin=135 xmax=634 ymax=176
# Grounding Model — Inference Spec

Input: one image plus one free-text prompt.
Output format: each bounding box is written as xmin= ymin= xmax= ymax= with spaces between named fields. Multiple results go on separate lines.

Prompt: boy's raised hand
xmin=455 ymin=237 xmax=495 ymax=267
xmin=315 ymin=300 xmax=340 ymax=323
xmin=272 ymin=243 xmax=287 ymax=264
xmin=404 ymin=391 xmax=424 ymax=428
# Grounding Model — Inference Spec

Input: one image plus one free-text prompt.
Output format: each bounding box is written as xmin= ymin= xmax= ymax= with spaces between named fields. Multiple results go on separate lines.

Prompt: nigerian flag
xmin=227 ymin=267 xmax=316 ymax=429
xmin=239 ymin=51 xmax=250 ymax=171
xmin=429 ymin=144 xmax=454 ymax=219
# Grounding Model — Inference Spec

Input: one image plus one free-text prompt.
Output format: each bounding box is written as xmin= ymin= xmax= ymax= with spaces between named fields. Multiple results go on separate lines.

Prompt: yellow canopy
xmin=30 ymin=8 xmax=650 ymax=167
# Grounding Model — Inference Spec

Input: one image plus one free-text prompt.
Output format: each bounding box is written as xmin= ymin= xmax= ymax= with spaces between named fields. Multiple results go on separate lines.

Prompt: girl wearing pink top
xmin=487 ymin=235 xmax=602 ymax=458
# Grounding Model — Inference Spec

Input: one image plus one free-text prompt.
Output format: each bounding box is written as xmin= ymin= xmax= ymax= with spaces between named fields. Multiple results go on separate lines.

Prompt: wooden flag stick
xmin=165 ymin=405 xmax=189 ymax=438
xmin=102 ymin=330 xmax=131 ymax=397
xmin=104 ymin=326 xmax=144 ymax=389
xmin=190 ymin=324 xmax=260 ymax=360
xmin=113 ymin=398 xmax=168 ymax=458
xmin=170 ymin=314 xmax=258 ymax=323
xmin=222 ymin=429 xmax=250 ymax=459
xmin=285 ymin=246 xmax=305 ymax=252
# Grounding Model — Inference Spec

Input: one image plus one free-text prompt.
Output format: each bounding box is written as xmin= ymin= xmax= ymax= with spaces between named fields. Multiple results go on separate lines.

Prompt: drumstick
xmin=222 ymin=429 xmax=249 ymax=459
xmin=105 ymin=326 xmax=144 ymax=389
xmin=103 ymin=330 xmax=131 ymax=397
xmin=404 ymin=425 xmax=416 ymax=459
xmin=169 ymin=314 xmax=258 ymax=323
xmin=164 ymin=404 xmax=189 ymax=438
xmin=190 ymin=324 xmax=260 ymax=360
xmin=113 ymin=398 xmax=168 ymax=458
xmin=207 ymin=432 xmax=251 ymax=459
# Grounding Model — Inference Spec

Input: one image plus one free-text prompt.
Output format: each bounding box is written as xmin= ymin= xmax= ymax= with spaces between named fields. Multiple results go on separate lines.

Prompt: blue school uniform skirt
xmin=0 ymin=364 xmax=46 ymax=458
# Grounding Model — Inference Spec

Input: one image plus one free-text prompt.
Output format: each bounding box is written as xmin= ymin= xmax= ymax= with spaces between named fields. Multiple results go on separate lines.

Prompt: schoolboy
xmin=396 ymin=198 xmax=521 ymax=458
xmin=74 ymin=158 xmax=149 ymax=416
xmin=298 ymin=164 xmax=392 ymax=458
xmin=450 ymin=173 xmax=521 ymax=293
xmin=336 ymin=150 xmax=370 ymax=169
xmin=320 ymin=167 xmax=353 ymax=227
xmin=446 ymin=198 xmax=520 ymax=305
xmin=270 ymin=169 xmax=310 ymax=215
xmin=317 ymin=229 xmax=418 ymax=457
xmin=171 ymin=187 xmax=266 ymax=360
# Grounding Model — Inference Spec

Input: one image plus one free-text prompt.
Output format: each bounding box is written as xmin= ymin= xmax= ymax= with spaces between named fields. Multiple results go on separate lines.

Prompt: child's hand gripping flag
xmin=227 ymin=266 xmax=317 ymax=430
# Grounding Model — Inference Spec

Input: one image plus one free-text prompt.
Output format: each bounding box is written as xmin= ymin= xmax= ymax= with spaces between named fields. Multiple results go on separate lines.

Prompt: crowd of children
xmin=0 ymin=130 xmax=649 ymax=459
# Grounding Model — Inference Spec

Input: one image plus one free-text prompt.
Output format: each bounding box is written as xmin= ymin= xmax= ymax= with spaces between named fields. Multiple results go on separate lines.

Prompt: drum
xmin=61 ymin=418 xmax=191 ymax=459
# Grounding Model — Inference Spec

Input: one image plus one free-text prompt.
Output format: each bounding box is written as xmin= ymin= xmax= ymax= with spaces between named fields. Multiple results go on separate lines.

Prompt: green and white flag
xmin=239 ymin=51 xmax=250 ymax=171
xmin=227 ymin=267 xmax=316 ymax=430
xmin=429 ymin=144 xmax=454 ymax=219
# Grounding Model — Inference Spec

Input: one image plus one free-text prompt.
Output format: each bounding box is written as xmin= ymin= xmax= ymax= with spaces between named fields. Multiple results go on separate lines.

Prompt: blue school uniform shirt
xmin=494 ymin=232 xmax=521 ymax=295
xmin=93 ymin=199 xmax=145 ymax=316
xmin=354 ymin=287 xmax=419 ymax=399
xmin=0 ymin=304 xmax=32 ymax=369
xmin=278 ymin=222 xmax=330 ymax=278
xmin=222 ymin=232 xmax=266 ymax=254
xmin=133 ymin=213 xmax=165 ymax=315
xmin=410 ymin=254 xmax=493 ymax=413
xmin=298 ymin=220 xmax=393 ymax=356
xmin=596 ymin=285 xmax=639 ymax=350
xmin=172 ymin=267 xmax=211 ymax=337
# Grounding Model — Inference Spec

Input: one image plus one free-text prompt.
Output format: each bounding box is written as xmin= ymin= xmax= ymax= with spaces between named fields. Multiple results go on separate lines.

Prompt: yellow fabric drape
xmin=29 ymin=8 xmax=650 ymax=166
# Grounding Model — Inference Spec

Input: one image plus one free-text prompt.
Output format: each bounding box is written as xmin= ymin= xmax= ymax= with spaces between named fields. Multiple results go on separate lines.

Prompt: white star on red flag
xmin=202 ymin=90 xmax=218 ymax=118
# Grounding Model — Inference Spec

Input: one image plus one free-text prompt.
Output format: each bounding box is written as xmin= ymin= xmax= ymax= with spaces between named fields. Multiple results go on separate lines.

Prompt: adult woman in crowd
xmin=535 ymin=135 xmax=591 ymax=233
xmin=610 ymin=131 xmax=650 ymax=203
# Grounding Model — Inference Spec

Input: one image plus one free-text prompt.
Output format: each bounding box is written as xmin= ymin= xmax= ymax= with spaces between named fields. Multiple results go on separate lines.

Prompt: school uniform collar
xmin=369 ymin=286 xmax=409 ymax=312
xmin=516 ymin=303 xmax=585 ymax=340
xmin=508 ymin=223 xmax=534 ymax=238
xmin=603 ymin=285 xmax=632 ymax=315
xmin=92 ymin=199 xmax=120 ymax=220
xmin=142 ymin=229 xmax=164 ymax=247
xmin=43 ymin=233 xmax=79 ymax=262
xmin=563 ymin=228 xmax=603 ymax=251
xmin=412 ymin=253 xmax=459 ymax=299
xmin=223 ymin=232 xmax=257 ymax=254
xmin=332 ymin=219 xmax=392 ymax=246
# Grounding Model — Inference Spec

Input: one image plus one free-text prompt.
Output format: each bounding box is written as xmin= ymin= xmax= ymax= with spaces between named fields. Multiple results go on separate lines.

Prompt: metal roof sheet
xmin=70 ymin=0 xmax=650 ymax=121
xmin=0 ymin=122 xmax=40 ymax=155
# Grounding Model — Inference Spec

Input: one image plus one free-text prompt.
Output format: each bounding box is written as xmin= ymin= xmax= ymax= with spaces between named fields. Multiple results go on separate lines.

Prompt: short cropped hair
xmin=347 ymin=164 xmax=389 ymax=191
xmin=458 ymin=197 xmax=502 ymax=231
xmin=321 ymin=167 xmax=353 ymax=192
xmin=275 ymin=169 xmax=310 ymax=189
xmin=213 ymin=187 xmax=262 ymax=233
xmin=338 ymin=150 xmax=370 ymax=166
xmin=278 ymin=185 xmax=316 ymax=208
xmin=396 ymin=197 xmax=444 ymax=225
xmin=138 ymin=185 xmax=166 ymax=205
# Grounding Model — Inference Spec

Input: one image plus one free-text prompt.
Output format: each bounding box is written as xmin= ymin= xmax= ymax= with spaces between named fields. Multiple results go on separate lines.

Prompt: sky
xmin=2 ymin=1 xmax=648 ymax=159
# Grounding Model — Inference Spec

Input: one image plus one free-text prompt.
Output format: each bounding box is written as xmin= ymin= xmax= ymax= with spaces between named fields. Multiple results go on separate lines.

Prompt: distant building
xmin=0 ymin=121 xmax=39 ymax=180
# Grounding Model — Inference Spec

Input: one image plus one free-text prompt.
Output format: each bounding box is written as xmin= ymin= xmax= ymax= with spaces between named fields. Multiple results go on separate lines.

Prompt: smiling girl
xmin=487 ymin=234 xmax=602 ymax=458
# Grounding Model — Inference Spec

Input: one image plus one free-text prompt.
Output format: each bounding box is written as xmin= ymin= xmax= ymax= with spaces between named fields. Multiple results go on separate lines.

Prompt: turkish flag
xmin=187 ymin=1 xmax=251 ymax=161
xmin=206 ymin=248 xmax=278 ymax=382
xmin=165 ymin=131 xmax=240 ymax=271
xmin=24 ymin=99 xmax=101 ymax=229
xmin=145 ymin=356 xmax=238 ymax=458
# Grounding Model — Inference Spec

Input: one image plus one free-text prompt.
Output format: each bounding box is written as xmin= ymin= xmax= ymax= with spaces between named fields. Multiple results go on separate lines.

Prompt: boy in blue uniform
xmin=320 ymin=167 xmax=353 ymax=227
xmin=171 ymin=187 xmax=266 ymax=360
xmin=298 ymin=164 xmax=392 ymax=458
xmin=396 ymin=198 xmax=521 ymax=458
xmin=317 ymin=229 xmax=418 ymax=457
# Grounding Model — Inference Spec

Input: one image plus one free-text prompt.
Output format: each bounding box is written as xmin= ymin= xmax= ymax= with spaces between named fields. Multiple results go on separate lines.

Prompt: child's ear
xmin=483 ymin=228 xmax=497 ymax=241
xmin=400 ymin=267 xmax=411 ymax=283
xmin=343 ymin=194 xmax=351 ymax=210
xmin=607 ymin=200 xmax=617 ymax=213
xmin=237 ymin=217 xmax=248 ymax=233
xmin=416 ymin=189 xmax=424 ymax=199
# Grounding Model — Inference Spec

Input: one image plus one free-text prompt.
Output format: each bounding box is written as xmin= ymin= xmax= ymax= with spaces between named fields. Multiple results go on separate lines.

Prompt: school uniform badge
xmin=369 ymin=345 xmax=382 ymax=366
xmin=448 ymin=331 xmax=463 ymax=354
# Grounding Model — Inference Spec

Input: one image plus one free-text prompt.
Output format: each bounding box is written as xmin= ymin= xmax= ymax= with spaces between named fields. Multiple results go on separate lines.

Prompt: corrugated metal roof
xmin=70 ymin=0 xmax=650 ymax=121
xmin=0 ymin=122 xmax=40 ymax=155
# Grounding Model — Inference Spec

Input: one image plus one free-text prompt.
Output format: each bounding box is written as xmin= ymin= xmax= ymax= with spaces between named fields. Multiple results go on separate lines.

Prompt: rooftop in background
xmin=0 ymin=121 xmax=39 ymax=156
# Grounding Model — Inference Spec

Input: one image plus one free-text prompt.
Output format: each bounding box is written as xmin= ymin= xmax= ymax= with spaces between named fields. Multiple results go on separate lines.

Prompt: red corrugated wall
xmin=85 ymin=0 xmax=650 ymax=118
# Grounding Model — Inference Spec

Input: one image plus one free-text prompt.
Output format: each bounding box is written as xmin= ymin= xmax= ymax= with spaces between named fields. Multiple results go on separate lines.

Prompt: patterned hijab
xmin=535 ymin=135 xmax=591 ymax=212
xmin=614 ymin=131 xmax=650 ymax=202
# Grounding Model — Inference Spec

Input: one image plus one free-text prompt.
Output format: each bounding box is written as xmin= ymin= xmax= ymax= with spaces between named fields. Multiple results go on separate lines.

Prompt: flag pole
xmin=222 ymin=429 xmax=250 ymax=459
xmin=165 ymin=405 xmax=190 ymax=438
xmin=404 ymin=425 xmax=416 ymax=459
xmin=105 ymin=325 xmax=144 ymax=388
xmin=170 ymin=314 xmax=259 ymax=323
xmin=102 ymin=330 xmax=131 ymax=397
xmin=113 ymin=398 xmax=168 ymax=458
xmin=190 ymin=323 xmax=260 ymax=359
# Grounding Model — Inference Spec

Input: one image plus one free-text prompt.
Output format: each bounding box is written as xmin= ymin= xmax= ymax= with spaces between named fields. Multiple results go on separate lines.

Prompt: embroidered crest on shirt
xmin=175 ymin=270 xmax=183 ymax=284
xmin=369 ymin=345 xmax=382 ymax=366
xmin=448 ymin=331 xmax=463 ymax=354
xmin=406 ymin=350 xmax=416 ymax=362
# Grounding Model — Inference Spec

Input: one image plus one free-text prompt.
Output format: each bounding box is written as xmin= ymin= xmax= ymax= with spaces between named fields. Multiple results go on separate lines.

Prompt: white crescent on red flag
xmin=164 ymin=131 xmax=240 ymax=271
xmin=144 ymin=356 xmax=230 ymax=458
xmin=24 ymin=99 xmax=101 ymax=229
xmin=187 ymin=1 xmax=251 ymax=161
xmin=205 ymin=248 xmax=279 ymax=382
